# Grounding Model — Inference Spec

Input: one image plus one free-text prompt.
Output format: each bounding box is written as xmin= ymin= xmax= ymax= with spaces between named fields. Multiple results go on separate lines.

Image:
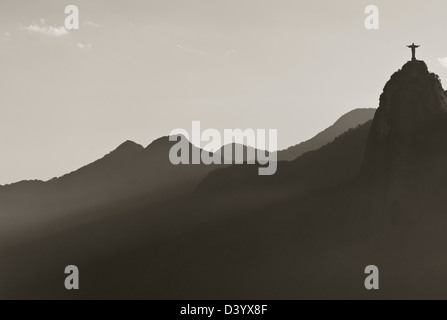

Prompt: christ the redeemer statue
xmin=407 ymin=43 xmax=420 ymax=61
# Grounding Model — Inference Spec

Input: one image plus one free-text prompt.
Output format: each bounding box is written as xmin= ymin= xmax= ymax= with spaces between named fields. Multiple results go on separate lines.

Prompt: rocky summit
xmin=362 ymin=60 xmax=447 ymax=188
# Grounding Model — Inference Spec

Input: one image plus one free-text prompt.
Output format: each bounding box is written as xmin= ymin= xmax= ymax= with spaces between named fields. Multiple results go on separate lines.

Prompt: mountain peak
xmin=146 ymin=136 xmax=170 ymax=148
xmin=112 ymin=140 xmax=144 ymax=154
xmin=362 ymin=60 xmax=447 ymax=182
xmin=278 ymin=108 xmax=376 ymax=161
xmin=372 ymin=60 xmax=446 ymax=138
xmin=401 ymin=59 xmax=428 ymax=72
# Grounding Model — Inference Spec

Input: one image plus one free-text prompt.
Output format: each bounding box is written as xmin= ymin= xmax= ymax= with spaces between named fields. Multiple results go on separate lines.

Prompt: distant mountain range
xmin=0 ymin=107 xmax=375 ymax=241
xmin=0 ymin=107 xmax=376 ymax=191
xmin=0 ymin=137 xmax=218 ymax=243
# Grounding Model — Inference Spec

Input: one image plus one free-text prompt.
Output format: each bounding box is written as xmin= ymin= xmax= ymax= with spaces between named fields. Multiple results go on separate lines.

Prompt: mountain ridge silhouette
xmin=278 ymin=108 xmax=376 ymax=161
xmin=0 ymin=108 xmax=375 ymax=189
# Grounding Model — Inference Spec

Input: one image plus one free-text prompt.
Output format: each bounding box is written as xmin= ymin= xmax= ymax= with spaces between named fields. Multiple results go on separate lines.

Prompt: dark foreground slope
xmin=197 ymin=121 xmax=372 ymax=200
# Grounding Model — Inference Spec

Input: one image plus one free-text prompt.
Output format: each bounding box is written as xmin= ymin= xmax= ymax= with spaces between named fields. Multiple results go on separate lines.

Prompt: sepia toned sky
xmin=1 ymin=0 xmax=447 ymax=184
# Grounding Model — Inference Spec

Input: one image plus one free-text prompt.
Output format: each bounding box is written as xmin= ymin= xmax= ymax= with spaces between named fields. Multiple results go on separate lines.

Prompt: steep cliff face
xmin=362 ymin=60 xmax=447 ymax=186
xmin=373 ymin=61 xmax=446 ymax=136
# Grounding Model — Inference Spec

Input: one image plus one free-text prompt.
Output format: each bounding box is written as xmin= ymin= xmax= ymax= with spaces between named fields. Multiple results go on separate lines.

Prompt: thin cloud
xmin=176 ymin=44 xmax=207 ymax=56
xmin=0 ymin=32 xmax=11 ymax=41
xmin=83 ymin=21 xmax=102 ymax=28
xmin=438 ymin=57 xmax=447 ymax=70
xmin=76 ymin=43 xmax=92 ymax=50
xmin=224 ymin=49 xmax=237 ymax=57
xmin=177 ymin=44 xmax=237 ymax=59
xmin=25 ymin=24 xmax=68 ymax=37
xmin=68 ymin=42 xmax=93 ymax=51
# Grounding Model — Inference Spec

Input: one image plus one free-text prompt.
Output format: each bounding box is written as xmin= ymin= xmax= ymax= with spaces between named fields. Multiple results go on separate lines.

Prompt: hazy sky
xmin=1 ymin=0 xmax=447 ymax=184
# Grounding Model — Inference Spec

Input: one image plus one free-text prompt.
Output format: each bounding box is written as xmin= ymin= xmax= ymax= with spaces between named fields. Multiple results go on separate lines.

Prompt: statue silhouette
xmin=407 ymin=43 xmax=420 ymax=61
